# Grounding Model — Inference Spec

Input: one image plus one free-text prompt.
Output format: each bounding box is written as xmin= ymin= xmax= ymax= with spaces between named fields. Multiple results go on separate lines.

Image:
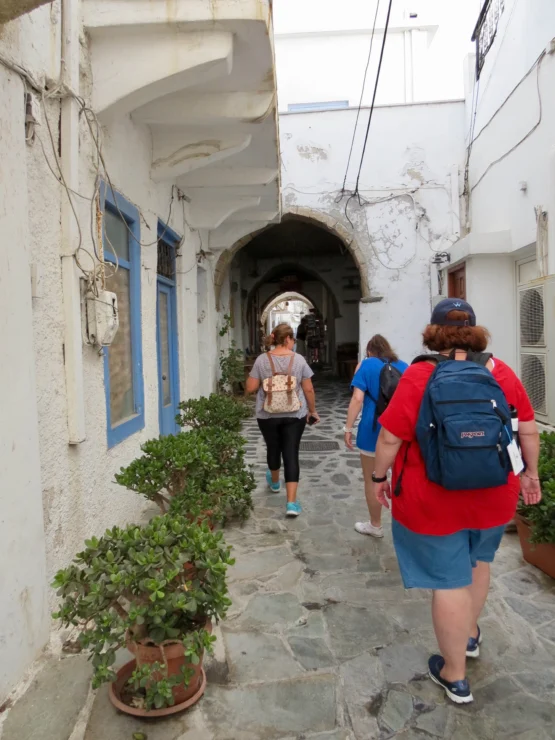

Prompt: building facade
xmin=0 ymin=0 xmax=279 ymax=701
xmin=439 ymin=0 xmax=555 ymax=427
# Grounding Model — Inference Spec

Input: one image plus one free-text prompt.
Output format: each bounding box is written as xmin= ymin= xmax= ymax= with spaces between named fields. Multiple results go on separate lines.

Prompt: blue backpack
xmin=411 ymin=351 xmax=513 ymax=491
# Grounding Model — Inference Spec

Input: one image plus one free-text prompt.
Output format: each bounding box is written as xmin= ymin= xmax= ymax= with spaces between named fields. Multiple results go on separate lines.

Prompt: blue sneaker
xmin=466 ymin=626 xmax=482 ymax=658
xmin=428 ymin=655 xmax=473 ymax=704
xmin=286 ymin=502 xmax=302 ymax=518
xmin=266 ymin=470 xmax=281 ymax=493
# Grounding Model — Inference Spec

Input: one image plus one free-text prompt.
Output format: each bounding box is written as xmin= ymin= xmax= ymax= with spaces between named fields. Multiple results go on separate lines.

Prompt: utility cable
xmin=339 ymin=0 xmax=394 ymax=228
xmin=353 ymin=0 xmax=394 ymax=195
xmin=338 ymin=0 xmax=382 ymax=197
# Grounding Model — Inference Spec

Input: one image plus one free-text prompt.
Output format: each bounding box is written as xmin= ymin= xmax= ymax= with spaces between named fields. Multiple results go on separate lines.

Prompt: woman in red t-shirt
xmin=373 ymin=299 xmax=542 ymax=705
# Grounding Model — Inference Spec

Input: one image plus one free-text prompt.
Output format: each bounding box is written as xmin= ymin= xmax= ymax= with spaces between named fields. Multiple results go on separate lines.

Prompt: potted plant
xmin=52 ymin=515 xmax=233 ymax=716
xmin=115 ymin=428 xmax=254 ymax=526
xmin=516 ymin=431 xmax=555 ymax=579
xmin=114 ymin=431 xmax=218 ymax=514
xmin=177 ymin=393 xmax=251 ymax=433
xmin=171 ymin=474 xmax=255 ymax=525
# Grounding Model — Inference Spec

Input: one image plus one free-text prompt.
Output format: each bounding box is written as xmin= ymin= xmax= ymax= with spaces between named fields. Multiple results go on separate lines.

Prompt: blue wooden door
xmin=157 ymin=280 xmax=179 ymax=435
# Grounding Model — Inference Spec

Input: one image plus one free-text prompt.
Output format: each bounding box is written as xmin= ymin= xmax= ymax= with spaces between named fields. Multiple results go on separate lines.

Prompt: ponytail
xmin=264 ymin=323 xmax=294 ymax=350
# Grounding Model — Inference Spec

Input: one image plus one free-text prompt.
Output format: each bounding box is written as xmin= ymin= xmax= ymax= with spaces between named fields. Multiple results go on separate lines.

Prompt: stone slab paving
xmin=2 ymin=380 xmax=555 ymax=740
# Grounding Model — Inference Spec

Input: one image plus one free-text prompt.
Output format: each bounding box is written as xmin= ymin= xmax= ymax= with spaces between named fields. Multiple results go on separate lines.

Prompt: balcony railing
xmin=471 ymin=0 xmax=505 ymax=79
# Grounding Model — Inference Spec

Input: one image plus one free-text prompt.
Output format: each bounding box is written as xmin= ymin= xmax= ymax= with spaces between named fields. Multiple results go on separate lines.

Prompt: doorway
xmin=156 ymin=229 xmax=180 ymax=435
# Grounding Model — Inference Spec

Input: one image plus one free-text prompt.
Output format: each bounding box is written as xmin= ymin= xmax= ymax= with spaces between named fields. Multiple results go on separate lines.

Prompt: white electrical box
xmin=84 ymin=290 xmax=119 ymax=347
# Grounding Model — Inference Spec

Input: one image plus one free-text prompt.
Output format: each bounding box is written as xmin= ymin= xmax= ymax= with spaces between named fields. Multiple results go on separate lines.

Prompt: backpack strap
xmin=267 ymin=352 xmax=277 ymax=376
xmin=286 ymin=354 xmax=295 ymax=397
xmin=266 ymin=352 xmax=276 ymax=407
xmin=466 ymin=350 xmax=493 ymax=366
xmin=412 ymin=353 xmax=451 ymax=365
xmin=412 ymin=351 xmax=493 ymax=366
xmin=394 ymin=442 xmax=410 ymax=497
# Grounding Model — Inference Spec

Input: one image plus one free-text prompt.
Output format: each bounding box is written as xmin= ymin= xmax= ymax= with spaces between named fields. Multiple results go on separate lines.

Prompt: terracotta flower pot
xmin=515 ymin=514 xmax=555 ymax=580
xmin=108 ymin=621 xmax=212 ymax=716
xmin=109 ymin=661 xmax=206 ymax=718
xmin=188 ymin=510 xmax=215 ymax=531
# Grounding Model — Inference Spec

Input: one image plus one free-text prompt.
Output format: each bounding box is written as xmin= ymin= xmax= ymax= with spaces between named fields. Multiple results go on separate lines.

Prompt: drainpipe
xmin=60 ymin=0 xmax=86 ymax=443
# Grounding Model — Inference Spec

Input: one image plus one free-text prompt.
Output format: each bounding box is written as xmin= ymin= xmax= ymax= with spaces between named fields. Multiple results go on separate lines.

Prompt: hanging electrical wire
xmin=336 ymin=0 xmax=382 ymax=200
xmin=339 ymin=0 xmax=394 ymax=228
xmin=352 ymin=0 xmax=393 ymax=195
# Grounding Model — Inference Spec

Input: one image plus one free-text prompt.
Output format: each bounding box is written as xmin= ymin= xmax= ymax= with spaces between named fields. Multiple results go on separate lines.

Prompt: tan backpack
xmin=262 ymin=353 xmax=301 ymax=414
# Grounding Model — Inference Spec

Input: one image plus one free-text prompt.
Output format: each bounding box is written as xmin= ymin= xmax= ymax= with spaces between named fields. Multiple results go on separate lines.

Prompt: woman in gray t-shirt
xmin=246 ymin=323 xmax=320 ymax=518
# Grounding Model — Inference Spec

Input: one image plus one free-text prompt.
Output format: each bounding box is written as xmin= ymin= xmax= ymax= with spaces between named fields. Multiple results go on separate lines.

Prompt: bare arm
xmin=374 ymin=428 xmax=403 ymax=478
xmin=344 ymin=388 xmax=364 ymax=450
xmin=301 ymin=378 xmax=318 ymax=417
xmin=519 ymin=419 xmax=542 ymax=505
xmin=372 ymin=428 xmax=404 ymax=509
xmin=245 ymin=377 xmax=260 ymax=395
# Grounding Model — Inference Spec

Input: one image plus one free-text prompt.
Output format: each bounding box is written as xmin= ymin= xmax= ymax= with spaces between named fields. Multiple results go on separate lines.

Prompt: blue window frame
xmin=100 ymin=181 xmax=144 ymax=447
xmin=156 ymin=221 xmax=181 ymax=436
xmin=287 ymin=101 xmax=349 ymax=112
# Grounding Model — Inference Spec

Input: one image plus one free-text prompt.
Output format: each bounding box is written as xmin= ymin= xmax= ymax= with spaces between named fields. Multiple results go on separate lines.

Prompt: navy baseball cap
xmin=430 ymin=298 xmax=476 ymax=327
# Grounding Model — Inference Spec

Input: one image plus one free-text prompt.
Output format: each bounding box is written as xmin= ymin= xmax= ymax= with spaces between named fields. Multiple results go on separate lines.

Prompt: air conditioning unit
xmin=518 ymin=276 xmax=555 ymax=425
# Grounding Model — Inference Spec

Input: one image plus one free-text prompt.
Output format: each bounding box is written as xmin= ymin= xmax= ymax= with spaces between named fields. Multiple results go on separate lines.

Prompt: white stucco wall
xmin=0 ymin=0 xmax=226 ymax=698
xmin=452 ymin=0 xmax=555 ymax=377
xmin=280 ymin=101 xmax=466 ymax=362
xmin=0 ymin=63 xmax=49 ymax=705
xmin=467 ymin=0 xmax=555 ymax=254
xmin=465 ymin=256 xmax=517 ymax=369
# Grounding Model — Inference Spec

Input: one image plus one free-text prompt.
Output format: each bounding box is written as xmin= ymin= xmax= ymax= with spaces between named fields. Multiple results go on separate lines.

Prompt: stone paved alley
xmin=2 ymin=381 xmax=555 ymax=740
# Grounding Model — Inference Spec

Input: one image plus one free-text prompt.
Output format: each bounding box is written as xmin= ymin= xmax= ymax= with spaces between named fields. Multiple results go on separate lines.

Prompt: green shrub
xmin=114 ymin=431 xmax=217 ymax=513
xmin=177 ymin=393 xmax=251 ymax=433
xmin=518 ymin=431 xmax=555 ymax=544
xmin=115 ymin=427 xmax=254 ymax=524
xmin=52 ymin=515 xmax=233 ymax=709
xmin=218 ymin=342 xmax=245 ymax=395
xmin=171 ymin=472 xmax=255 ymax=524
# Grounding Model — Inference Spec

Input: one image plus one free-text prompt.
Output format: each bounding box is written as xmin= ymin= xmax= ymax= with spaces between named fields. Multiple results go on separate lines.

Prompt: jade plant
xmin=519 ymin=431 xmax=555 ymax=544
xmin=177 ymin=393 xmax=251 ymax=433
xmin=52 ymin=515 xmax=233 ymax=710
xmin=115 ymin=427 xmax=255 ymax=524
xmin=171 ymin=473 xmax=255 ymax=524
xmin=114 ymin=431 xmax=217 ymax=513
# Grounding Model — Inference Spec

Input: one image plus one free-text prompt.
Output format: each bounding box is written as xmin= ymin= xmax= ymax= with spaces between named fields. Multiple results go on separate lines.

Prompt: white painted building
xmin=274 ymin=0 xmax=481 ymax=111
xmin=3 ymin=0 xmax=554 ymax=708
xmin=275 ymin=101 xmax=466 ymax=364
xmin=0 ymin=0 xmax=279 ymax=702
xmin=440 ymin=0 xmax=555 ymax=427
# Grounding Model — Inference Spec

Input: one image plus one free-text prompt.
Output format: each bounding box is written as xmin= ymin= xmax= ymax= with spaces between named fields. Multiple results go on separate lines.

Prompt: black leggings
xmin=257 ymin=417 xmax=307 ymax=483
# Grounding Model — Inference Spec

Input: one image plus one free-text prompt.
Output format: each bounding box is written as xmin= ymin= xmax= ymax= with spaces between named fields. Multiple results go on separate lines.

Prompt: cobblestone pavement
xmin=3 ymin=381 xmax=555 ymax=740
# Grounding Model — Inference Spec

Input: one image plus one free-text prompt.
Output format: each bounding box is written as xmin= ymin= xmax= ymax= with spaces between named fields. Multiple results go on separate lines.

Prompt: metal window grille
xmin=519 ymin=286 xmax=545 ymax=347
xmin=520 ymin=353 xmax=547 ymax=415
xmin=471 ymin=0 xmax=505 ymax=79
xmin=157 ymin=238 xmax=174 ymax=280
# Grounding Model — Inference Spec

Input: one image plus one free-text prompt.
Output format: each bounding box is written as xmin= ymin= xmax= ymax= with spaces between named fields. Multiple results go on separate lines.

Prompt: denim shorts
xmin=392 ymin=519 xmax=506 ymax=590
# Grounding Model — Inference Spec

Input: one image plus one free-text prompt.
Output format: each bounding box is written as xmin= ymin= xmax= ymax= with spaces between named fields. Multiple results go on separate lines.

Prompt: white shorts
xmin=359 ymin=449 xmax=375 ymax=458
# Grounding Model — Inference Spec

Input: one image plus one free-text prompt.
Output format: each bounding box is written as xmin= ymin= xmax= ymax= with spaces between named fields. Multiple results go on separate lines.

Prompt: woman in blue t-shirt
xmin=343 ymin=335 xmax=408 ymax=538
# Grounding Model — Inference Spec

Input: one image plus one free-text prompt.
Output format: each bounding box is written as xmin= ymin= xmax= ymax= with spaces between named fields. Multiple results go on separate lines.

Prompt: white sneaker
xmin=355 ymin=521 xmax=384 ymax=538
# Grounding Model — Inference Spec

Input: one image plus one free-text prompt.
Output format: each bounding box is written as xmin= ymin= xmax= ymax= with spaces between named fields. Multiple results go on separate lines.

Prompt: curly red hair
xmin=423 ymin=310 xmax=490 ymax=352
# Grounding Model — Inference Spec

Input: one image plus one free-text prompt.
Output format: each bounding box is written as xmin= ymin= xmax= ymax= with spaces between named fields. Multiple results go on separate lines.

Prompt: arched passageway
xmin=223 ymin=214 xmax=363 ymax=375
xmin=261 ymin=292 xmax=314 ymax=333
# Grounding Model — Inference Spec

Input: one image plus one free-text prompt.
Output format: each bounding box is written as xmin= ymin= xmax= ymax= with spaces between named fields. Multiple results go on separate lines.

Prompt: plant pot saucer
xmin=108 ymin=660 xmax=207 ymax=717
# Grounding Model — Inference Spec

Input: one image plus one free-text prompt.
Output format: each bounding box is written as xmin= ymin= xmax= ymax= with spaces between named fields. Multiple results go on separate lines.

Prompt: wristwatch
xmin=343 ymin=425 xmax=354 ymax=433
xmin=372 ymin=472 xmax=388 ymax=483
